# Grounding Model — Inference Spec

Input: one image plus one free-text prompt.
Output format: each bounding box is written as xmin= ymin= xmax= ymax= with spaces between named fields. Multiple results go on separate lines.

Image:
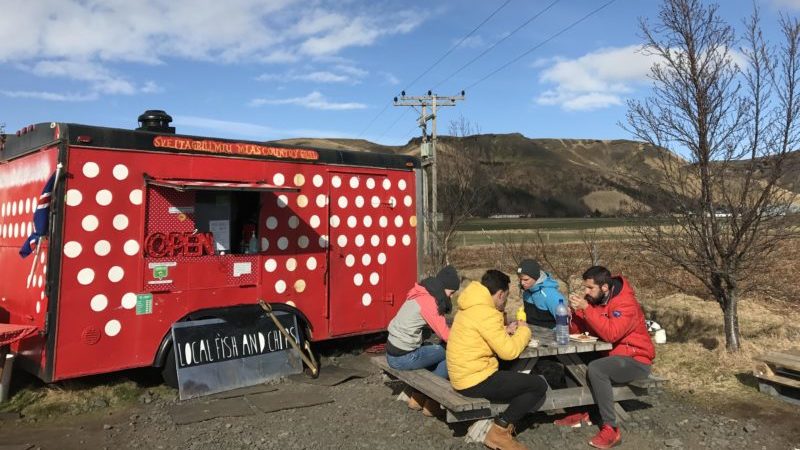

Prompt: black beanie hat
xmin=517 ymin=259 xmax=541 ymax=279
xmin=436 ymin=265 xmax=460 ymax=291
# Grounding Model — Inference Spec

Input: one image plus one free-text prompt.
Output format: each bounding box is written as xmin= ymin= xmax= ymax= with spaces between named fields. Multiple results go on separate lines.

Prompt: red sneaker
xmin=553 ymin=411 xmax=592 ymax=428
xmin=589 ymin=424 xmax=621 ymax=449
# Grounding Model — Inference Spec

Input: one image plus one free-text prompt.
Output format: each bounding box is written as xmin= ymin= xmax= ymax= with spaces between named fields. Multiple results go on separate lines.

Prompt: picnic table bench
xmin=372 ymin=325 xmax=665 ymax=424
xmin=753 ymin=349 xmax=800 ymax=406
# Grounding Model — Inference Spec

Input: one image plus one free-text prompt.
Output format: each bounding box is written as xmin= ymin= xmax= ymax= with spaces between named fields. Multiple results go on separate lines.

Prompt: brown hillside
xmin=268 ymin=134 xmax=731 ymax=217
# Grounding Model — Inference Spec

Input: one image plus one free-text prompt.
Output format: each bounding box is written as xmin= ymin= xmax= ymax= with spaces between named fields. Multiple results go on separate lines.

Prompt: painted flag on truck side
xmin=19 ymin=172 xmax=56 ymax=258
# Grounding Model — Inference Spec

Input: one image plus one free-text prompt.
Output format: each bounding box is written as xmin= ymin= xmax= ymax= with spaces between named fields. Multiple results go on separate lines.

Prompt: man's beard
xmin=585 ymin=292 xmax=604 ymax=305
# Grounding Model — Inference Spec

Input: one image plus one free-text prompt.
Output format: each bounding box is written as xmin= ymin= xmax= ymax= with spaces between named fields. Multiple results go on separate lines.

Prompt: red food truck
xmin=0 ymin=111 xmax=421 ymax=386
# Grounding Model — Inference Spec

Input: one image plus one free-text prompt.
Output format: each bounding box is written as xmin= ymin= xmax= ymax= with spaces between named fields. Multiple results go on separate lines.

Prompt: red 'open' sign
xmin=145 ymin=232 xmax=215 ymax=257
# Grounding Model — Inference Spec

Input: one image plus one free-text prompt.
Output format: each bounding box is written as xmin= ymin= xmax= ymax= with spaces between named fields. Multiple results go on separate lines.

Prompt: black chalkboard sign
xmin=173 ymin=313 xmax=298 ymax=368
xmin=171 ymin=310 xmax=303 ymax=399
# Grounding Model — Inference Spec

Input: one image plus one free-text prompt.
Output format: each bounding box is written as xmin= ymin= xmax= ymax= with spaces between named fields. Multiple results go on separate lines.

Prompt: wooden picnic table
xmin=517 ymin=324 xmax=614 ymax=393
xmin=373 ymin=321 xmax=664 ymax=442
xmin=511 ymin=325 xmax=629 ymax=419
xmin=460 ymin=324 xmax=626 ymax=421
xmin=520 ymin=324 xmax=613 ymax=358
xmin=753 ymin=348 xmax=800 ymax=406
xmin=459 ymin=324 xmax=643 ymax=442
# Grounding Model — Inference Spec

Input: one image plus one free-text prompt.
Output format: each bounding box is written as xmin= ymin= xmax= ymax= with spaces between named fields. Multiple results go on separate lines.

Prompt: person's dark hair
xmin=582 ymin=266 xmax=613 ymax=289
xmin=481 ymin=269 xmax=510 ymax=295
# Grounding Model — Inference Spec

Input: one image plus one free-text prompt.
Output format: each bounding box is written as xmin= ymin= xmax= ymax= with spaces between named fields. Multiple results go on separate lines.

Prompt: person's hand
xmin=569 ymin=294 xmax=588 ymax=311
xmin=505 ymin=321 xmax=519 ymax=335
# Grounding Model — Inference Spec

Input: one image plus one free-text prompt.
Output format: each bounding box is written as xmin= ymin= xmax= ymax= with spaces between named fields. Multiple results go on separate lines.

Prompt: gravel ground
xmin=1 ymin=353 xmax=798 ymax=450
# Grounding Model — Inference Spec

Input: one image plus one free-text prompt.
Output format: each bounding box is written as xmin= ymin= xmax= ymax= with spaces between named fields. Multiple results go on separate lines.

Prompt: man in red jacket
xmin=555 ymin=266 xmax=655 ymax=449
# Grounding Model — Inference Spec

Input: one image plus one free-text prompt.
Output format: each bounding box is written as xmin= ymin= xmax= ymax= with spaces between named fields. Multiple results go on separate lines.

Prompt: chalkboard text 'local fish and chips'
xmin=173 ymin=313 xmax=300 ymax=368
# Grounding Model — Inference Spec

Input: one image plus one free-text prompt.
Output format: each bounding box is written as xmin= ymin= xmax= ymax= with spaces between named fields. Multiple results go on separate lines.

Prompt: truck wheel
xmin=161 ymin=346 xmax=178 ymax=388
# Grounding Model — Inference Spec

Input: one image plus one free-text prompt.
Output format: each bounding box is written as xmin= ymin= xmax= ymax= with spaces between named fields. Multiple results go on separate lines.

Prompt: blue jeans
xmin=386 ymin=344 xmax=448 ymax=379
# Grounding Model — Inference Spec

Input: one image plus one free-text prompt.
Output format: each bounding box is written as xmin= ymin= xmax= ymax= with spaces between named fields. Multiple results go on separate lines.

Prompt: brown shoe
xmin=484 ymin=423 xmax=528 ymax=450
xmin=422 ymin=398 xmax=441 ymax=417
xmin=407 ymin=391 xmax=426 ymax=411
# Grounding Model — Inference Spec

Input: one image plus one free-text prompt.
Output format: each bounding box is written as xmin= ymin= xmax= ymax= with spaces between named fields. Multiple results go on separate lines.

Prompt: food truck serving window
xmin=144 ymin=177 xmax=299 ymax=256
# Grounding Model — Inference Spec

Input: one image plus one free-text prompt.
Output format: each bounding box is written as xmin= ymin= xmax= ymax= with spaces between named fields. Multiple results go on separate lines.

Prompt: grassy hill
xmin=269 ymin=134 xmax=797 ymax=217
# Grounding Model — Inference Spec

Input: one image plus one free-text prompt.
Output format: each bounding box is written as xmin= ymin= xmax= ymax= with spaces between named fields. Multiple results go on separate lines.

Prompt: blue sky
xmin=1 ymin=0 xmax=799 ymax=146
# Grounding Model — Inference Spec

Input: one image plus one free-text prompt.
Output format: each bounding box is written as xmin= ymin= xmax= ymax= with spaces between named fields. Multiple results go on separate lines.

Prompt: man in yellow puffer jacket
xmin=447 ymin=270 xmax=548 ymax=450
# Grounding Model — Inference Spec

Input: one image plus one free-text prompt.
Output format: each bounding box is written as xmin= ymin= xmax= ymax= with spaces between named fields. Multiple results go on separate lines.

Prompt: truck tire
xmin=161 ymin=346 xmax=178 ymax=388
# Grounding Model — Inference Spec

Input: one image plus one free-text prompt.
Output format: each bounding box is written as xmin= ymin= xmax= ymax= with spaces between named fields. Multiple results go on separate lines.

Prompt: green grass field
xmin=450 ymin=217 xmax=637 ymax=245
xmin=455 ymin=217 xmax=639 ymax=232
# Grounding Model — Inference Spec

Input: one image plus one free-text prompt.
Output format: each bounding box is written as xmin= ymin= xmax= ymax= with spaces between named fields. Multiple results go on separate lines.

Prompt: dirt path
xmin=1 ymin=353 xmax=798 ymax=450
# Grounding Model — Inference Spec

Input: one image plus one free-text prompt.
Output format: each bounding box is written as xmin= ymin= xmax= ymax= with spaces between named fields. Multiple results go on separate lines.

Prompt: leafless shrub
xmin=623 ymin=0 xmax=800 ymax=351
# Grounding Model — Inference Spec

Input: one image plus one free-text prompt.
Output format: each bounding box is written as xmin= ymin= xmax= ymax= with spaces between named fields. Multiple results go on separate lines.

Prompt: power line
xmin=356 ymin=102 xmax=391 ymax=139
xmin=357 ymin=1 xmax=512 ymax=138
xmin=376 ymin=108 xmax=412 ymax=142
xmin=379 ymin=0 xmax=558 ymax=141
xmin=464 ymin=0 xmax=617 ymax=91
xmin=403 ymin=0 xmax=513 ymax=92
xmin=433 ymin=0 xmax=560 ymax=90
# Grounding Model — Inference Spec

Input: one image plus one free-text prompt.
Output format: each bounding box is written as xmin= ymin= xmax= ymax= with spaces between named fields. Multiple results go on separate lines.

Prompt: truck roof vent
xmin=137 ymin=110 xmax=175 ymax=134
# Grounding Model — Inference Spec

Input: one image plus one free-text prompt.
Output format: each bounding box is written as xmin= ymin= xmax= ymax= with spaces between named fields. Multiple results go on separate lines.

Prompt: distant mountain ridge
xmin=270 ymin=134 xmax=795 ymax=217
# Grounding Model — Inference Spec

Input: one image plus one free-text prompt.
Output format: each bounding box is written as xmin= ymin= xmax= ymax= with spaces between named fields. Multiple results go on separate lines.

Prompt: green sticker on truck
xmin=153 ymin=266 xmax=168 ymax=279
xmin=136 ymin=293 xmax=153 ymax=315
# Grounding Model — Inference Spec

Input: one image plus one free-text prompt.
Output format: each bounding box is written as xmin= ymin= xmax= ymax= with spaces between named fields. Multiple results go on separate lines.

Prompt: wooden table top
xmin=518 ymin=324 xmax=612 ymax=359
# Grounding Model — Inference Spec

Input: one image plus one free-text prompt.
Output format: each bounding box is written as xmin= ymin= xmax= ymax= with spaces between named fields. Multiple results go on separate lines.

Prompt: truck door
xmin=327 ymin=172 xmax=389 ymax=336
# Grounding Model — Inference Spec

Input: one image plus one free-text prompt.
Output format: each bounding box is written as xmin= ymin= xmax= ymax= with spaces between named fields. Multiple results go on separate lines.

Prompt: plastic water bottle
xmin=555 ymin=299 xmax=570 ymax=345
xmin=248 ymin=231 xmax=258 ymax=254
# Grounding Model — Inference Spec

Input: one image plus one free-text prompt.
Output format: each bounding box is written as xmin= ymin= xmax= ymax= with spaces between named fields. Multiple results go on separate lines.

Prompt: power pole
xmin=393 ymin=90 xmax=465 ymax=259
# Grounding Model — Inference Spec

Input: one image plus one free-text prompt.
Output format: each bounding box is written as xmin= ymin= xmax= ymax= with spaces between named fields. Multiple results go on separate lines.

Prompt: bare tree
xmin=425 ymin=117 xmax=490 ymax=269
xmin=625 ymin=0 xmax=800 ymax=351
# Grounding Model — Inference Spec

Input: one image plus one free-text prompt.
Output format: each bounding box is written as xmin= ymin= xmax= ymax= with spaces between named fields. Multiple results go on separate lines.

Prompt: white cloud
xmin=299 ymin=17 xmax=383 ymax=56
xmin=536 ymin=45 xmax=748 ymax=111
xmin=292 ymin=10 xmax=348 ymax=36
xmin=536 ymin=45 xmax=656 ymax=111
xmin=772 ymin=0 xmax=800 ymax=10
xmin=141 ymin=81 xmax=163 ymax=94
xmin=16 ymin=59 xmax=162 ymax=96
xmin=538 ymin=92 xmax=622 ymax=110
xmin=27 ymin=60 xmax=137 ymax=95
xmin=0 ymin=2 xmax=424 ymax=62
xmin=258 ymin=71 xmax=348 ymax=83
xmin=1 ymin=90 xmax=97 ymax=102
xmin=530 ymin=56 xmax=558 ymax=69
xmin=177 ymin=116 xmax=279 ymax=138
xmin=249 ymin=91 xmax=367 ymax=110
xmin=177 ymin=115 xmax=353 ymax=139
xmin=334 ymin=64 xmax=368 ymax=78
xmin=256 ymin=65 xmax=369 ymax=84
xmin=380 ymin=72 xmax=400 ymax=85
xmin=454 ymin=35 xmax=485 ymax=49
xmin=0 ymin=0 xmax=425 ymax=98
xmin=298 ymin=11 xmax=424 ymax=56
xmin=302 ymin=72 xmax=353 ymax=83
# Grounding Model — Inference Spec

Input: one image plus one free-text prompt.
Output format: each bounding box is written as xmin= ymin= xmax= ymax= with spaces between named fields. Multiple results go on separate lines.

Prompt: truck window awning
xmin=146 ymin=177 xmax=299 ymax=192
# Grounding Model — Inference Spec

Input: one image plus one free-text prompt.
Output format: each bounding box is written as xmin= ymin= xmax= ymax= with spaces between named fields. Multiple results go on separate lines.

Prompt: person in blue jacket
xmin=516 ymin=259 xmax=565 ymax=328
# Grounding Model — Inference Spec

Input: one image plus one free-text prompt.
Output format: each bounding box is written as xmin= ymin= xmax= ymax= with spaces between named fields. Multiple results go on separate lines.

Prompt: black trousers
xmin=457 ymin=370 xmax=548 ymax=424
xmin=587 ymin=356 xmax=651 ymax=427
